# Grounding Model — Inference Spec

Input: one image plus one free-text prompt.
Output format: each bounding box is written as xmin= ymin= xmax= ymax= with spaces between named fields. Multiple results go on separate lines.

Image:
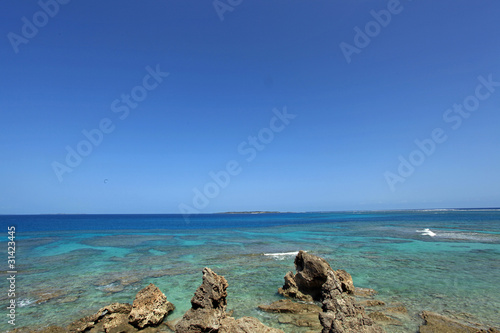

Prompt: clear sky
xmin=1 ymin=0 xmax=499 ymax=214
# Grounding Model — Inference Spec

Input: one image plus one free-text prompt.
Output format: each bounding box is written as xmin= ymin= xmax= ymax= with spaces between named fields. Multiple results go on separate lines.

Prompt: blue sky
xmin=1 ymin=0 xmax=499 ymax=214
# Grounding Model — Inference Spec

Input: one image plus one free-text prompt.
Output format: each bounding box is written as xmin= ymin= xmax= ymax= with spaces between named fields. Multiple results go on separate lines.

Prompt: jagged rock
xmin=277 ymin=251 xmax=383 ymax=333
xmin=258 ymin=299 xmax=322 ymax=314
xmin=320 ymin=269 xmax=384 ymax=333
xmin=419 ymin=311 xmax=499 ymax=333
xmin=175 ymin=267 xmax=283 ymax=333
xmin=278 ymin=271 xmax=313 ymax=301
xmin=175 ymin=267 xmax=230 ymax=332
xmin=279 ymin=251 xmax=333 ymax=301
xmin=335 ymin=270 xmax=355 ymax=294
xmin=219 ymin=316 xmax=284 ymax=333
xmin=128 ymin=283 xmax=174 ymax=328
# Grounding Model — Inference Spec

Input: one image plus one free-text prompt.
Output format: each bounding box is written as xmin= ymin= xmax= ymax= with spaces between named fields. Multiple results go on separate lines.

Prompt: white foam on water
xmin=437 ymin=232 xmax=499 ymax=242
xmin=417 ymin=228 xmax=437 ymax=237
xmin=263 ymin=251 xmax=303 ymax=260
xmin=17 ymin=298 xmax=36 ymax=307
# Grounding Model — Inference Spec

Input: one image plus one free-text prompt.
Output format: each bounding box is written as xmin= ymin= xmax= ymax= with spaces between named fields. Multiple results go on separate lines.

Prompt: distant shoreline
xmin=0 ymin=207 xmax=499 ymax=216
xmin=217 ymin=211 xmax=285 ymax=214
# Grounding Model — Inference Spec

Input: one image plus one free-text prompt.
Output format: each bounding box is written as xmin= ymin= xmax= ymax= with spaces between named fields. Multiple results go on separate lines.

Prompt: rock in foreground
xmin=279 ymin=250 xmax=383 ymax=333
xmin=278 ymin=251 xmax=333 ymax=301
xmin=66 ymin=283 xmax=173 ymax=333
xmin=175 ymin=267 xmax=283 ymax=333
xmin=128 ymin=283 xmax=175 ymax=328
xmin=320 ymin=270 xmax=383 ymax=333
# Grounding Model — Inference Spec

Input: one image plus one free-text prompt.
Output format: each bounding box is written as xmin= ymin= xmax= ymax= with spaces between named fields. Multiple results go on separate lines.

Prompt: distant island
xmin=217 ymin=211 xmax=285 ymax=214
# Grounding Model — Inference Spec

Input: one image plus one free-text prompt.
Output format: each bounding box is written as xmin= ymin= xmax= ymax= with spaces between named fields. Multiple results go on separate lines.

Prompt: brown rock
xmin=320 ymin=270 xmax=384 ymax=333
xmin=128 ymin=283 xmax=174 ymax=328
xmin=175 ymin=267 xmax=229 ymax=332
xmin=419 ymin=311 xmax=498 ymax=333
xmin=104 ymin=313 xmax=136 ymax=333
xmin=281 ymin=251 xmax=333 ymax=301
xmin=335 ymin=269 xmax=355 ymax=294
xmin=67 ymin=302 xmax=132 ymax=332
xmin=175 ymin=267 xmax=283 ymax=333
xmin=278 ymin=271 xmax=314 ymax=302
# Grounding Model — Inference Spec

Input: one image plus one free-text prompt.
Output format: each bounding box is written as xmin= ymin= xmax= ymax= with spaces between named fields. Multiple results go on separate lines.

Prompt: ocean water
xmin=1 ymin=211 xmax=499 ymax=332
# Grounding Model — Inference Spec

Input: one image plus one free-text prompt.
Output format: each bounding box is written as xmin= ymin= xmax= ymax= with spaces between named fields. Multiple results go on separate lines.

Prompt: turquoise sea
xmin=1 ymin=210 xmax=499 ymax=332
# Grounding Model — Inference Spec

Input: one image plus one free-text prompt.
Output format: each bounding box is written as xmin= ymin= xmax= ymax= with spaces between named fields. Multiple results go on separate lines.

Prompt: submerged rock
xmin=360 ymin=300 xmax=386 ymax=307
xmin=419 ymin=311 xmax=500 ymax=333
xmin=367 ymin=311 xmax=402 ymax=326
xmin=259 ymin=299 xmax=322 ymax=314
xmin=259 ymin=299 xmax=323 ymax=331
xmin=128 ymin=283 xmax=174 ymax=328
xmin=219 ymin=316 xmax=284 ymax=333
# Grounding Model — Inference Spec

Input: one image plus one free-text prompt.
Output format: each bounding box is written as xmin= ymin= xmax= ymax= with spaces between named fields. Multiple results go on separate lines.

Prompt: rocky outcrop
xmin=419 ymin=311 xmax=500 ymax=333
xmin=128 ymin=283 xmax=174 ymax=328
xmin=319 ymin=270 xmax=383 ymax=333
xmin=175 ymin=267 xmax=283 ymax=333
xmin=66 ymin=284 xmax=173 ymax=333
xmin=279 ymin=251 xmax=333 ymax=301
xmin=278 ymin=251 xmax=383 ymax=333
xmin=175 ymin=267 xmax=229 ymax=332
xmin=335 ymin=269 xmax=355 ymax=294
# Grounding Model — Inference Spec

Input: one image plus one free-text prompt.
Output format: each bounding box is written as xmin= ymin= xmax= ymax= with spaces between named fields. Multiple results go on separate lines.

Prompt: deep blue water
xmin=2 ymin=209 xmax=499 ymax=233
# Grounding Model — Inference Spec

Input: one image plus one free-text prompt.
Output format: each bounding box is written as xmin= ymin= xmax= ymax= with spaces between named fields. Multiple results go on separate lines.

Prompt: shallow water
xmin=1 ymin=211 xmax=499 ymax=332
